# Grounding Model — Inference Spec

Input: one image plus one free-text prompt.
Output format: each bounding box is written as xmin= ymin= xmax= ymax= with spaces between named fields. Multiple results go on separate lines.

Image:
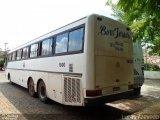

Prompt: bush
xmin=144 ymin=63 xmax=160 ymax=71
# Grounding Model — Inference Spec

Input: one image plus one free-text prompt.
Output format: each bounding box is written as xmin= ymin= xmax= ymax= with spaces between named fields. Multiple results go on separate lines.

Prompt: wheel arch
xmin=27 ymin=77 xmax=33 ymax=88
xmin=7 ymin=73 xmax=10 ymax=80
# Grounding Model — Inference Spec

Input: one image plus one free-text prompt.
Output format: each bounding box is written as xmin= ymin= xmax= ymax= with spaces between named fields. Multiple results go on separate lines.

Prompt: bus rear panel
xmin=84 ymin=15 xmax=134 ymax=105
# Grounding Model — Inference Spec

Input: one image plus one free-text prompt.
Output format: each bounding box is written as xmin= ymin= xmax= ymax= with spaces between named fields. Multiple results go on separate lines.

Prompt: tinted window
xmin=41 ymin=38 xmax=53 ymax=56
xmin=30 ymin=44 xmax=38 ymax=58
xmin=22 ymin=47 xmax=29 ymax=59
xmin=55 ymin=33 xmax=68 ymax=54
xmin=12 ymin=51 xmax=17 ymax=61
xmin=68 ymin=28 xmax=84 ymax=52
xmin=17 ymin=49 xmax=22 ymax=60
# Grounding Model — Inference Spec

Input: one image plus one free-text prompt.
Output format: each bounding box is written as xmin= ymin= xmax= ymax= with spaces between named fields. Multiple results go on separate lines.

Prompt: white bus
xmin=133 ymin=41 xmax=144 ymax=95
xmin=6 ymin=14 xmax=135 ymax=106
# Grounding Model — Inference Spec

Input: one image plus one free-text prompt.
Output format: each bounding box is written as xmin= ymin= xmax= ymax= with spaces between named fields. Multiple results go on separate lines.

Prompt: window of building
xmin=16 ymin=49 xmax=22 ymax=60
xmin=30 ymin=43 xmax=38 ymax=58
xmin=55 ymin=32 xmax=68 ymax=54
xmin=41 ymin=38 xmax=53 ymax=56
xmin=22 ymin=47 xmax=29 ymax=59
xmin=68 ymin=28 xmax=84 ymax=52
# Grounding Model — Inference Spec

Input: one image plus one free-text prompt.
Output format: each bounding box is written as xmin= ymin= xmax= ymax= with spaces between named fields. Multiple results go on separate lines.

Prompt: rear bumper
xmin=84 ymin=89 xmax=135 ymax=106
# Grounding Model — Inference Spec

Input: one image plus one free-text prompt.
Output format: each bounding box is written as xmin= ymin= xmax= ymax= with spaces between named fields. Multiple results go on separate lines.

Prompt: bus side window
xmin=8 ymin=53 xmax=12 ymax=61
xmin=68 ymin=27 xmax=84 ymax=52
xmin=17 ymin=49 xmax=22 ymax=60
xmin=30 ymin=43 xmax=38 ymax=58
xmin=41 ymin=38 xmax=53 ymax=56
xmin=22 ymin=47 xmax=29 ymax=59
xmin=12 ymin=51 xmax=17 ymax=61
xmin=55 ymin=32 xmax=68 ymax=54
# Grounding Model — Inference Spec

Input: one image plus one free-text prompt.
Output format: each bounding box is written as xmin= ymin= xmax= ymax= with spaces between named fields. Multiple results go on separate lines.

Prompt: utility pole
xmin=4 ymin=43 xmax=8 ymax=70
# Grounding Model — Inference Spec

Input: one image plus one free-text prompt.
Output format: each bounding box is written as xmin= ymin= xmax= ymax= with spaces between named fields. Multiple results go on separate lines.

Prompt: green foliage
xmin=144 ymin=63 xmax=160 ymax=71
xmin=106 ymin=0 xmax=160 ymax=55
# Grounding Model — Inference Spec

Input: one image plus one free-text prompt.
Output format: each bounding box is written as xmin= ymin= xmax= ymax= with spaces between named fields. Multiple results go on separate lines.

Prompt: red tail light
xmin=86 ymin=89 xmax=102 ymax=97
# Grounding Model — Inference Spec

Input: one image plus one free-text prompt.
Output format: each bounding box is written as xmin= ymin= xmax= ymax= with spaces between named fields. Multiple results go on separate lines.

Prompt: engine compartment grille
xmin=64 ymin=76 xmax=81 ymax=104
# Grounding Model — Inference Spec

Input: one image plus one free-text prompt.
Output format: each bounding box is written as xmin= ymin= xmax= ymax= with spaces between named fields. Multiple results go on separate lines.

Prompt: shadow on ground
xmin=0 ymin=82 xmax=132 ymax=120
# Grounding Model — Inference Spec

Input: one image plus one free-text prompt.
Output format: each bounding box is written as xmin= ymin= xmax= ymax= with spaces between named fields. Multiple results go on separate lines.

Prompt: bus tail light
xmin=86 ymin=89 xmax=102 ymax=97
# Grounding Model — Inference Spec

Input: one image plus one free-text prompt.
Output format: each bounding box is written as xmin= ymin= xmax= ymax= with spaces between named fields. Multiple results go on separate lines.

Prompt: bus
xmin=133 ymin=41 xmax=144 ymax=95
xmin=6 ymin=14 xmax=135 ymax=106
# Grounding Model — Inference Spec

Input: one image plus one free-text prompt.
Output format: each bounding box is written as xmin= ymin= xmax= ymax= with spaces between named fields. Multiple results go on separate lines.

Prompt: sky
xmin=0 ymin=0 xmax=115 ymax=51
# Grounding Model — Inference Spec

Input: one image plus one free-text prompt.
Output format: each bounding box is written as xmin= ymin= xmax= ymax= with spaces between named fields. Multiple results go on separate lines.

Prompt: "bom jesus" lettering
xmin=99 ymin=25 xmax=130 ymax=39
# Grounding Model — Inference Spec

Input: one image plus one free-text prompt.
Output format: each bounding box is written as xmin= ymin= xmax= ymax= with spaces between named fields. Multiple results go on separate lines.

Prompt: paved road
xmin=0 ymin=71 xmax=160 ymax=120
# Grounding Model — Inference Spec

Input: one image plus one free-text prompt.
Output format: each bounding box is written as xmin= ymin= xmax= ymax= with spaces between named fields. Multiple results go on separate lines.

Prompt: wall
xmin=144 ymin=71 xmax=160 ymax=80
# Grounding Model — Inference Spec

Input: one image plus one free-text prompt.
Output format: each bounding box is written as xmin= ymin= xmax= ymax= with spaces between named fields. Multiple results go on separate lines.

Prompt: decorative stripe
xmin=6 ymin=68 xmax=82 ymax=76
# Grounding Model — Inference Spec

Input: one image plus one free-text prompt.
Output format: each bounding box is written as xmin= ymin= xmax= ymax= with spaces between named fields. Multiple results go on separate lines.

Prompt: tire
xmin=134 ymin=87 xmax=141 ymax=96
xmin=38 ymin=80 xmax=48 ymax=103
xmin=28 ymin=78 xmax=36 ymax=97
xmin=8 ymin=74 xmax=14 ymax=84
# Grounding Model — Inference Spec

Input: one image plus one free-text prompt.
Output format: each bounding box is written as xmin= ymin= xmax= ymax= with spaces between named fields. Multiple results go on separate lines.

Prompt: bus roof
xmin=8 ymin=14 xmax=126 ymax=53
xmin=8 ymin=16 xmax=87 ymax=53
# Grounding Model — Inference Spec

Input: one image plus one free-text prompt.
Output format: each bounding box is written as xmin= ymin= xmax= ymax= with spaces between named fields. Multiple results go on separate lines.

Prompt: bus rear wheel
xmin=38 ymin=80 xmax=48 ymax=103
xmin=28 ymin=78 xmax=36 ymax=97
xmin=134 ymin=87 xmax=141 ymax=96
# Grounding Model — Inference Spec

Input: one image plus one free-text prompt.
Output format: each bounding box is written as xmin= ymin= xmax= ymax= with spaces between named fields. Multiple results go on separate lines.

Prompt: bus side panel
xmin=133 ymin=42 xmax=144 ymax=88
xmin=47 ymin=73 xmax=63 ymax=104
xmin=6 ymin=69 xmax=22 ymax=86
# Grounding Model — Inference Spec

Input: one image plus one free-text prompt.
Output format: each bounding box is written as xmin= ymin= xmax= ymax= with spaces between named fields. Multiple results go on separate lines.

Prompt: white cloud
xmin=55 ymin=37 xmax=68 ymax=53
xmin=0 ymin=0 xmax=114 ymax=51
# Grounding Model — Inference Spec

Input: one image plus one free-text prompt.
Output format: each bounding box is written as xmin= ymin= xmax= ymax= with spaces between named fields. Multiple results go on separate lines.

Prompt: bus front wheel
xmin=28 ymin=78 xmax=36 ymax=97
xmin=38 ymin=80 xmax=48 ymax=103
xmin=8 ymin=74 xmax=13 ymax=84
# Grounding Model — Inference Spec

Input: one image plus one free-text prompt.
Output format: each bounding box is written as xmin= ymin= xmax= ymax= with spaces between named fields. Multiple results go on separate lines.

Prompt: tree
xmin=106 ymin=0 xmax=160 ymax=55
